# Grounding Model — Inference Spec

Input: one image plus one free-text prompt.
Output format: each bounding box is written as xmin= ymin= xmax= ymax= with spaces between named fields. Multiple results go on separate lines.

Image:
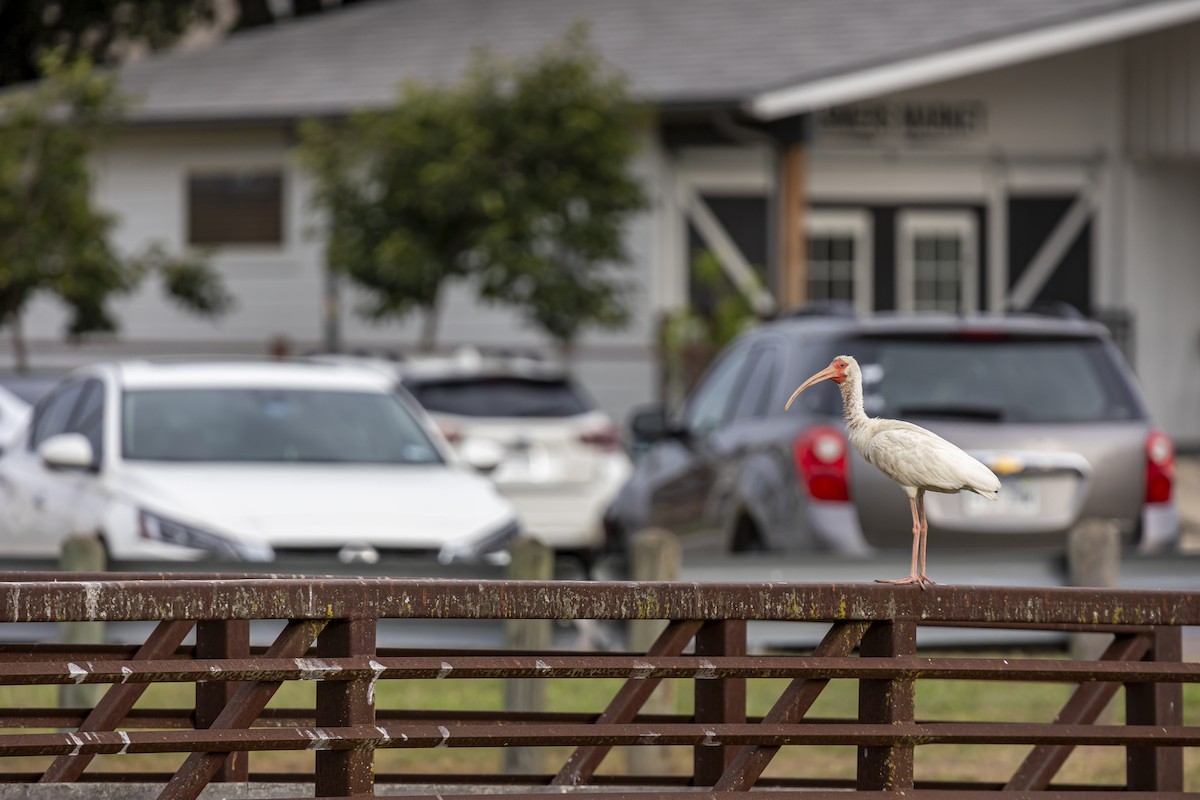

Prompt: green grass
xmin=0 ymin=655 xmax=1196 ymax=788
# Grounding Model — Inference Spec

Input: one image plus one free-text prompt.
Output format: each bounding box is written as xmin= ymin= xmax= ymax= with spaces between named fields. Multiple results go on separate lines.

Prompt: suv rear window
xmin=802 ymin=336 xmax=1143 ymax=424
xmin=403 ymin=377 xmax=593 ymax=418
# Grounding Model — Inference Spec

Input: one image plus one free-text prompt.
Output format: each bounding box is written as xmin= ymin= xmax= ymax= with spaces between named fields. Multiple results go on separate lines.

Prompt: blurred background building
xmin=13 ymin=0 xmax=1200 ymax=448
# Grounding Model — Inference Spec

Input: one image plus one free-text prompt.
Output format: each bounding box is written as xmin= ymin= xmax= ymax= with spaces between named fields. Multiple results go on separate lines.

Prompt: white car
xmin=392 ymin=350 xmax=632 ymax=560
xmin=0 ymin=360 xmax=520 ymax=563
xmin=0 ymin=386 xmax=32 ymax=449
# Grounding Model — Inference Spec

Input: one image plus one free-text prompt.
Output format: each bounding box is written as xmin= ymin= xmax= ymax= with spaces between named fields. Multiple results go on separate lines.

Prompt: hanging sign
xmin=817 ymin=101 xmax=987 ymax=140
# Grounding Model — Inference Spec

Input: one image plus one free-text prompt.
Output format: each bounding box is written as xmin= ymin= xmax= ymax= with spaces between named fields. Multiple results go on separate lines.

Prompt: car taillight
xmin=1145 ymin=429 xmax=1174 ymax=504
xmin=436 ymin=421 xmax=463 ymax=444
xmin=794 ymin=425 xmax=850 ymax=502
xmin=580 ymin=423 xmax=622 ymax=451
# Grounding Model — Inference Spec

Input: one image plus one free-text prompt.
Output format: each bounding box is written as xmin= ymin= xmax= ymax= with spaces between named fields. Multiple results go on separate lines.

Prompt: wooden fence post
xmin=693 ymin=620 xmax=747 ymax=785
xmin=627 ymin=528 xmax=682 ymax=776
xmin=316 ymin=617 xmax=377 ymax=797
xmin=504 ymin=537 xmax=554 ymax=776
xmin=1126 ymin=625 xmax=1184 ymax=791
xmin=58 ymin=535 xmax=106 ymax=710
xmin=1067 ymin=518 xmax=1120 ymax=660
xmin=857 ymin=617 xmax=917 ymax=791
xmin=196 ymin=620 xmax=250 ymax=782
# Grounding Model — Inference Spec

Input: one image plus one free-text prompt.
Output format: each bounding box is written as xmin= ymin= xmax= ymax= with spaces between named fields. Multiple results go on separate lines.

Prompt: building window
xmin=806 ymin=210 xmax=873 ymax=314
xmin=897 ymin=211 xmax=977 ymax=313
xmin=187 ymin=169 xmax=284 ymax=246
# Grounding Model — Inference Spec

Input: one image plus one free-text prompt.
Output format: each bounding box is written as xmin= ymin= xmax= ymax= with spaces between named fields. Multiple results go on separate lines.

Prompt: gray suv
xmin=606 ymin=309 xmax=1178 ymax=555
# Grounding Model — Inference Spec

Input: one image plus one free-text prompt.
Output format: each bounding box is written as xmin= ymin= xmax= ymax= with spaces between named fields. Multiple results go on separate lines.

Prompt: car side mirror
xmin=459 ymin=437 xmax=505 ymax=474
xmin=38 ymin=433 xmax=95 ymax=471
xmin=628 ymin=404 xmax=688 ymax=445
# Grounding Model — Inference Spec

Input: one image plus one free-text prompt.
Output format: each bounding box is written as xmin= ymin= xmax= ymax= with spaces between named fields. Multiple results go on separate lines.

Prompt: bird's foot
xmin=918 ymin=575 xmax=936 ymax=588
xmin=875 ymin=576 xmax=923 ymax=588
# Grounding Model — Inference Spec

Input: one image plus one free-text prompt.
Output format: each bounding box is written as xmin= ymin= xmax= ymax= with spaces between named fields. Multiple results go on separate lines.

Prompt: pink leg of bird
xmin=916 ymin=490 xmax=934 ymax=587
xmin=877 ymin=495 xmax=923 ymax=587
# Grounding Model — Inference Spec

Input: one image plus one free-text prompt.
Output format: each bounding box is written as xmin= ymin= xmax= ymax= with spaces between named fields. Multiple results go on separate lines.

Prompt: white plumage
xmin=786 ymin=355 xmax=1001 ymax=586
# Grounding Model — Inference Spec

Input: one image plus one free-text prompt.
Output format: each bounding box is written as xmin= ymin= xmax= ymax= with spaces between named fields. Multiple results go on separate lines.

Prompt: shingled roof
xmin=116 ymin=0 xmax=1200 ymax=124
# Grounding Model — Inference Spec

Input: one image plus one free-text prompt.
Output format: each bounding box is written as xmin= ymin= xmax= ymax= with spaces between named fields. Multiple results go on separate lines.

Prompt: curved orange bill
xmin=784 ymin=365 xmax=839 ymax=410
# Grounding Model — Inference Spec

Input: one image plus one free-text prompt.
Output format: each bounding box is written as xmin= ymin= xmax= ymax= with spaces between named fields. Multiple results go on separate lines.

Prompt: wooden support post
xmin=1126 ymin=625 xmax=1184 ymax=791
xmin=693 ymin=620 xmax=747 ymax=786
xmin=628 ymin=528 xmax=682 ymax=651
xmin=58 ymin=535 xmax=106 ymax=710
xmin=627 ymin=528 xmax=682 ymax=777
xmin=857 ymin=618 xmax=917 ymax=791
xmin=777 ymin=140 xmax=808 ymax=310
xmin=504 ymin=537 xmax=554 ymax=776
xmin=195 ymin=620 xmax=250 ymax=783
xmin=316 ymin=617 xmax=377 ymax=797
xmin=1067 ymin=518 xmax=1120 ymax=661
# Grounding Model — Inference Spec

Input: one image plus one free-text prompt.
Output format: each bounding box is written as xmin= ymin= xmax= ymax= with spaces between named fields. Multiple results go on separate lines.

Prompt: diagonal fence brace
xmin=552 ymin=619 xmax=704 ymax=786
xmin=157 ymin=618 xmax=328 ymax=800
xmin=1005 ymin=632 xmax=1152 ymax=791
xmin=40 ymin=619 xmax=195 ymax=783
xmin=715 ymin=621 xmax=870 ymax=790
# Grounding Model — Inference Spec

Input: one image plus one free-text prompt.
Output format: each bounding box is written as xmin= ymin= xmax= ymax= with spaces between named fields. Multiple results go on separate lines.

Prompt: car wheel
xmin=731 ymin=516 xmax=767 ymax=553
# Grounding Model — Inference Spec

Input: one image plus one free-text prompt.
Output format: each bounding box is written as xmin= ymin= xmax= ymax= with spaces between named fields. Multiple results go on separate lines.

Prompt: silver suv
xmin=607 ymin=310 xmax=1178 ymax=555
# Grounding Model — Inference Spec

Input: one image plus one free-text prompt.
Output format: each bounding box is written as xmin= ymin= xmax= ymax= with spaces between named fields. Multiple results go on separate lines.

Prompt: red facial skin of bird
xmin=786 ymin=355 xmax=1001 ymax=588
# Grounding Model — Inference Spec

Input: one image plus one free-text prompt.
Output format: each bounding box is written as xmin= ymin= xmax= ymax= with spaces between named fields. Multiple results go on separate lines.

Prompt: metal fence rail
xmin=0 ymin=575 xmax=1195 ymax=798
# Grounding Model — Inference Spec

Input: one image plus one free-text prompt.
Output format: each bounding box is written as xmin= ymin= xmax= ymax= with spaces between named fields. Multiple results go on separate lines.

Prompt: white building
xmin=17 ymin=0 xmax=1200 ymax=446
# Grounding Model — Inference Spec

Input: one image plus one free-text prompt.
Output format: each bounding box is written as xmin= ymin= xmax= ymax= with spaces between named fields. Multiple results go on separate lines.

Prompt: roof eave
xmin=745 ymin=0 xmax=1200 ymax=121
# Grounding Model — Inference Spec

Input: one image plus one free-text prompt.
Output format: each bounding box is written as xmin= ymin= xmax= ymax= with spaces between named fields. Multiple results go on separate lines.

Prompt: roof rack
xmin=776 ymin=301 xmax=857 ymax=320
xmin=1015 ymin=302 xmax=1085 ymax=321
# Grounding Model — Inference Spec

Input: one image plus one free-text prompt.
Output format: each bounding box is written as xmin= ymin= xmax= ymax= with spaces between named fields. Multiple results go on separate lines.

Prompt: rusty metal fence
xmin=0 ymin=572 xmax=1196 ymax=798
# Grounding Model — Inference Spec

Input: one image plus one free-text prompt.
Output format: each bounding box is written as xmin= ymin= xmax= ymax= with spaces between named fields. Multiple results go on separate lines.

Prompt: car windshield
xmin=122 ymin=388 xmax=443 ymax=464
xmin=0 ymin=375 xmax=61 ymax=405
xmin=404 ymin=377 xmax=592 ymax=418
xmin=798 ymin=336 xmax=1143 ymax=424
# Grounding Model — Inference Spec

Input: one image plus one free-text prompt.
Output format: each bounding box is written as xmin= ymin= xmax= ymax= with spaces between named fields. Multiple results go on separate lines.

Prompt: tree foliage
xmin=0 ymin=1 xmax=368 ymax=88
xmin=299 ymin=26 xmax=647 ymax=351
xmin=0 ymin=54 xmax=231 ymax=367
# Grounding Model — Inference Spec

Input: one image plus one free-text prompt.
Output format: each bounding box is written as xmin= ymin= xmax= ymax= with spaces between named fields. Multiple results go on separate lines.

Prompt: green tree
xmin=299 ymin=27 xmax=647 ymax=353
xmin=0 ymin=1 xmax=368 ymax=88
xmin=0 ymin=54 xmax=231 ymax=369
xmin=469 ymin=29 xmax=648 ymax=354
xmin=299 ymin=81 xmax=497 ymax=351
xmin=661 ymin=250 xmax=760 ymax=406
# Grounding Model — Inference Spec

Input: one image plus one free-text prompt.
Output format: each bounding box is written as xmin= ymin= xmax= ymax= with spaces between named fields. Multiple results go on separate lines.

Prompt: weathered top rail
xmin=1 ymin=574 xmax=1196 ymax=626
xmin=1 ymin=573 xmax=1196 ymax=799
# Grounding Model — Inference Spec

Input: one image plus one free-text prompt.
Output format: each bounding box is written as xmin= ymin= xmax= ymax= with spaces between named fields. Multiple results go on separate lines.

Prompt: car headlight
xmin=437 ymin=519 xmax=521 ymax=565
xmin=138 ymin=509 xmax=274 ymax=562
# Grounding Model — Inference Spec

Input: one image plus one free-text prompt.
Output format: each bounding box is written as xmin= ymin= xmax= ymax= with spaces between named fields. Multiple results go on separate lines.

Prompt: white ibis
xmin=785 ymin=355 xmax=1000 ymax=587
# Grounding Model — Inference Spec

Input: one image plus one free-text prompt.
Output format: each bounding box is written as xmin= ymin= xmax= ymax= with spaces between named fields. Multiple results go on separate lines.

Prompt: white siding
xmin=1127 ymin=22 xmax=1200 ymax=159
xmin=21 ymin=126 xmax=663 ymax=423
xmin=24 ymin=126 xmax=325 ymax=346
xmin=1123 ymin=163 xmax=1200 ymax=444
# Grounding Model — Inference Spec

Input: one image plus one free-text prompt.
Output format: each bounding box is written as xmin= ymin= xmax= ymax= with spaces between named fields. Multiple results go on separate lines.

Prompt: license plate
xmin=962 ymin=477 xmax=1040 ymax=517
xmin=496 ymin=446 xmax=560 ymax=484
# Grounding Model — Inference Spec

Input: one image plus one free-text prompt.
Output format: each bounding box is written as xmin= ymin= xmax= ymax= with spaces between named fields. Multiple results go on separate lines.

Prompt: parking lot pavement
xmin=1179 ymin=455 xmax=1200 ymax=553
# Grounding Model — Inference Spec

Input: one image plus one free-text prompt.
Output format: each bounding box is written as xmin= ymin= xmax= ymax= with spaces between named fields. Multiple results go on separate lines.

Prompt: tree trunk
xmin=292 ymin=0 xmax=324 ymax=16
xmin=9 ymin=312 xmax=28 ymax=373
xmin=418 ymin=287 xmax=442 ymax=354
xmin=554 ymin=337 xmax=575 ymax=369
xmin=233 ymin=0 xmax=275 ymax=30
